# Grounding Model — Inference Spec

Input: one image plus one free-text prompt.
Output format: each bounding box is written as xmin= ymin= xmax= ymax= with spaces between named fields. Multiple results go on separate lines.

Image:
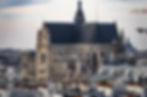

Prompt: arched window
xmin=68 ymin=60 xmax=76 ymax=72
xmin=92 ymin=53 xmax=98 ymax=74
xmin=41 ymin=54 xmax=46 ymax=64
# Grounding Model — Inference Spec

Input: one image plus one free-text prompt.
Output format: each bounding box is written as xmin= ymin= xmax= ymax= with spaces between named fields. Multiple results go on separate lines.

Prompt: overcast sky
xmin=0 ymin=0 xmax=147 ymax=51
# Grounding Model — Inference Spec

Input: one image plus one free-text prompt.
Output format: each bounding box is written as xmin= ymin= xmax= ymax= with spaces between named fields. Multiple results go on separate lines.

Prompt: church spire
xmin=78 ymin=0 xmax=82 ymax=9
xmin=75 ymin=0 xmax=85 ymax=25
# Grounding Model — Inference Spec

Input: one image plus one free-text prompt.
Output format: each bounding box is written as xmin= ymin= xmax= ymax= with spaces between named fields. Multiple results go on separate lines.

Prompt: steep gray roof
xmin=44 ymin=23 xmax=118 ymax=44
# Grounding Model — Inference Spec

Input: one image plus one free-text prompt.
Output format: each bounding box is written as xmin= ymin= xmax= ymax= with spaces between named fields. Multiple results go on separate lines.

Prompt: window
xmin=41 ymin=54 xmax=46 ymax=64
xmin=68 ymin=60 xmax=76 ymax=72
xmin=91 ymin=53 xmax=98 ymax=74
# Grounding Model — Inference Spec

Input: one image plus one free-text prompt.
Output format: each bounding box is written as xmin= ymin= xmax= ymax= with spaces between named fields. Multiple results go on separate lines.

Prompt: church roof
xmin=45 ymin=23 xmax=81 ymax=44
xmin=44 ymin=0 xmax=119 ymax=44
xmin=44 ymin=23 xmax=118 ymax=44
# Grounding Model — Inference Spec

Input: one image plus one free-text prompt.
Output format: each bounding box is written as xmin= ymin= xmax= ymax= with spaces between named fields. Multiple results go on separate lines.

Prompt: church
xmin=20 ymin=0 xmax=122 ymax=82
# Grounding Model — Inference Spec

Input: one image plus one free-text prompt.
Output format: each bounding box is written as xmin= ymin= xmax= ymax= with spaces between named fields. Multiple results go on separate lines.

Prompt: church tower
xmin=35 ymin=25 xmax=50 ymax=83
xmin=75 ymin=0 xmax=85 ymax=25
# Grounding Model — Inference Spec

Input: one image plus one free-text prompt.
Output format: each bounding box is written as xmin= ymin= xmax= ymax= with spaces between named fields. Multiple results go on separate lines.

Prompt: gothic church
xmin=21 ymin=0 xmax=121 ymax=82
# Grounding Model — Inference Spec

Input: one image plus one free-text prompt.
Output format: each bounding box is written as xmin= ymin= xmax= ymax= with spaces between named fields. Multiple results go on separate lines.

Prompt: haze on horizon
xmin=0 ymin=0 xmax=147 ymax=51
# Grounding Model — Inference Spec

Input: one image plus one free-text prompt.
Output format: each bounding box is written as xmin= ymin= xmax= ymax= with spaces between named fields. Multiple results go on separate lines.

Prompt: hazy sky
xmin=0 ymin=0 xmax=147 ymax=51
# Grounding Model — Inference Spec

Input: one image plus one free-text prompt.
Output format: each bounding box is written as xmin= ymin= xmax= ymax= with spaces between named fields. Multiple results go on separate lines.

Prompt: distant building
xmin=20 ymin=51 xmax=35 ymax=81
xmin=0 ymin=49 xmax=21 ymax=67
xmin=92 ymin=65 xmax=147 ymax=84
xmin=20 ymin=0 xmax=123 ymax=82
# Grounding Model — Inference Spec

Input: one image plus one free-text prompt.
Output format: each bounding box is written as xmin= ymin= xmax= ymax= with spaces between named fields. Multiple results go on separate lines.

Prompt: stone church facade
xmin=20 ymin=0 xmax=122 ymax=83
